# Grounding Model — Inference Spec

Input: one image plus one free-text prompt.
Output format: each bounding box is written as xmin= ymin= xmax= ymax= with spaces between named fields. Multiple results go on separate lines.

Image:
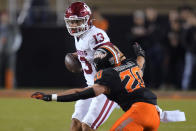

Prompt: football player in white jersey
xmin=64 ymin=2 xmax=124 ymax=131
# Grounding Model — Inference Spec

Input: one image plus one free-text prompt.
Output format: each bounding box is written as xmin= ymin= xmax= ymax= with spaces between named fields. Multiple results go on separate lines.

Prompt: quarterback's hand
xmin=132 ymin=42 xmax=145 ymax=57
xmin=31 ymin=92 xmax=52 ymax=101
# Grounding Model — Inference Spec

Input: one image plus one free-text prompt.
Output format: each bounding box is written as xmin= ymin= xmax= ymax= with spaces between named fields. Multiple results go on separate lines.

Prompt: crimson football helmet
xmin=64 ymin=2 xmax=92 ymax=37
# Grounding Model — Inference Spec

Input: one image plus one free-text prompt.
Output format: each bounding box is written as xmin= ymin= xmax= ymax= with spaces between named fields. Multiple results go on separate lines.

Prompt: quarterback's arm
xmin=71 ymin=52 xmax=78 ymax=57
xmin=31 ymin=84 xmax=108 ymax=102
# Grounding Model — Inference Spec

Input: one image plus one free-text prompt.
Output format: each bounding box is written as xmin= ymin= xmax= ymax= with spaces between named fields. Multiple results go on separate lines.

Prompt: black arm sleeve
xmin=57 ymin=88 xmax=96 ymax=102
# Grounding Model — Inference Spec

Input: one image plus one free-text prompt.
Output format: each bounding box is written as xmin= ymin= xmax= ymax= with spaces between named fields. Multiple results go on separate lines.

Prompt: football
xmin=64 ymin=53 xmax=82 ymax=73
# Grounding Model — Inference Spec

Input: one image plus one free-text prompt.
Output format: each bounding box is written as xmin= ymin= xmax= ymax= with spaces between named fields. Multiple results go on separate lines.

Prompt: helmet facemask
xmin=64 ymin=15 xmax=90 ymax=37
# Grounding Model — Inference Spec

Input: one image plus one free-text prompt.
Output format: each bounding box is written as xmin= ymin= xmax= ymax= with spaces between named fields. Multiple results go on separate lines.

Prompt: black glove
xmin=132 ymin=42 xmax=145 ymax=57
xmin=31 ymin=92 xmax=52 ymax=101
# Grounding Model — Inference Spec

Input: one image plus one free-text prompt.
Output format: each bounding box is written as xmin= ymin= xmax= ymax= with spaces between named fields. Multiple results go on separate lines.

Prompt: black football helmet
xmin=94 ymin=45 xmax=121 ymax=71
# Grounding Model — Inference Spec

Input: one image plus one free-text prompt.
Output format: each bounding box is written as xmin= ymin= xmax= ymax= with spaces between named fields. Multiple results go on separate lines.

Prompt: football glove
xmin=31 ymin=92 xmax=52 ymax=101
xmin=133 ymin=42 xmax=145 ymax=57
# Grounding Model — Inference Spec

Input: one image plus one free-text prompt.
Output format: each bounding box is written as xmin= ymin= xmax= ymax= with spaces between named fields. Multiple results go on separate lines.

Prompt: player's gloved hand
xmin=31 ymin=92 xmax=52 ymax=101
xmin=132 ymin=42 xmax=145 ymax=57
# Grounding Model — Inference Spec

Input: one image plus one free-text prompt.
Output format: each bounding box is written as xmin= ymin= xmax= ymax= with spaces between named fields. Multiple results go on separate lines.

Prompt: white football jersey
xmin=74 ymin=26 xmax=110 ymax=86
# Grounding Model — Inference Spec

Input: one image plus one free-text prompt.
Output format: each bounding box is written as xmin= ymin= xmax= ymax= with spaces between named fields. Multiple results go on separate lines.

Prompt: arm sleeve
xmin=56 ymin=88 xmax=96 ymax=102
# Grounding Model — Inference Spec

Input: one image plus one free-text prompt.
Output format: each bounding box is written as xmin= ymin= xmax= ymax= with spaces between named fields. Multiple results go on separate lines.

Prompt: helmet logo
xmin=84 ymin=4 xmax=91 ymax=14
xmin=67 ymin=8 xmax=72 ymax=14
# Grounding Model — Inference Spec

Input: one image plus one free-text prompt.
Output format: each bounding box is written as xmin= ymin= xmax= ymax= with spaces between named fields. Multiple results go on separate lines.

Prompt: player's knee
xmin=81 ymin=123 xmax=95 ymax=131
xmin=71 ymin=118 xmax=82 ymax=131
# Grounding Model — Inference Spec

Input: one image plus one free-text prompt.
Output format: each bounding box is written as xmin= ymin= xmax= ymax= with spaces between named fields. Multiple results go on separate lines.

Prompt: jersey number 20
xmin=120 ymin=67 xmax=145 ymax=93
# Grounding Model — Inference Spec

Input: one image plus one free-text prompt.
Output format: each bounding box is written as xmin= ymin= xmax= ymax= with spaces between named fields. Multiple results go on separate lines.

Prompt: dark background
xmin=16 ymin=15 xmax=195 ymax=88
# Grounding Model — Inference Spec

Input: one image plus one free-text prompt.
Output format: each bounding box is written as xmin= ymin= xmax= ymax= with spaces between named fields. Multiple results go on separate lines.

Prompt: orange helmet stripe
xmin=101 ymin=45 xmax=121 ymax=66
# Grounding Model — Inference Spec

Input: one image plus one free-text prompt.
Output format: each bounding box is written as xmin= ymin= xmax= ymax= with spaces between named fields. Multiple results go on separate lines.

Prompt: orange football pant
xmin=110 ymin=102 xmax=160 ymax=131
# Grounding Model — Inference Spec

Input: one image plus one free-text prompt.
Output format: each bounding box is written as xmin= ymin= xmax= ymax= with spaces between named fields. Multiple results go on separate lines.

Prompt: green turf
xmin=0 ymin=98 xmax=195 ymax=131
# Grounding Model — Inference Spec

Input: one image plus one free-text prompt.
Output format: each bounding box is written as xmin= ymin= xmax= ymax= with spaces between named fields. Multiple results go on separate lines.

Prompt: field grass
xmin=0 ymin=98 xmax=196 ymax=131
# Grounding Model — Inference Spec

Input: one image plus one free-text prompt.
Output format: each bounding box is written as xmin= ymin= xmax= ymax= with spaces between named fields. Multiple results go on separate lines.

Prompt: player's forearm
xmin=136 ymin=56 xmax=145 ymax=70
xmin=57 ymin=88 xmax=86 ymax=96
xmin=71 ymin=52 xmax=78 ymax=57
xmin=32 ymin=86 xmax=107 ymax=102
xmin=53 ymin=88 xmax=96 ymax=102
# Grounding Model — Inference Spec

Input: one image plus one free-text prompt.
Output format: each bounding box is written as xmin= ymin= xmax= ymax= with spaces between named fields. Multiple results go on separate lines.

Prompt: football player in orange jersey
xmin=32 ymin=42 xmax=186 ymax=130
